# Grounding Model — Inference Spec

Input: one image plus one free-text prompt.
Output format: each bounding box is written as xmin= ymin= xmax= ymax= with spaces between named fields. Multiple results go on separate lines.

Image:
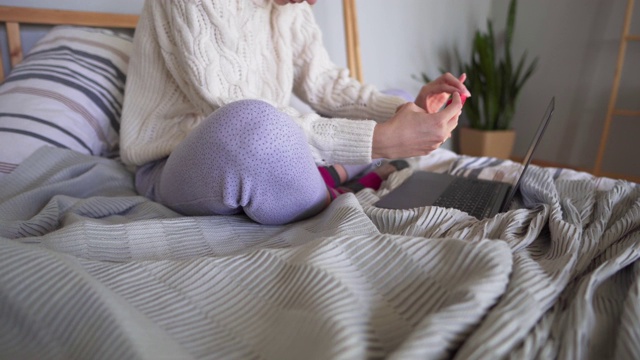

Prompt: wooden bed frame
xmin=0 ymin=3 xmax=363 ymax=83
xmin=0 ymin=6 xmax=138 ymax=82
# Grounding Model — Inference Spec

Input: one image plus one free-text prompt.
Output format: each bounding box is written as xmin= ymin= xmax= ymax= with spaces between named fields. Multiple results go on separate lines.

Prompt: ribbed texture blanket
xmin=1 ymin=148 xmax=638 ymax=360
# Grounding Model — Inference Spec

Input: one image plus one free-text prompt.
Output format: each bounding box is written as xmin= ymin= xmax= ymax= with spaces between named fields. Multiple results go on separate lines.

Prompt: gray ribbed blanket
xmin=1 ymin=148 xmax=639 ymax=360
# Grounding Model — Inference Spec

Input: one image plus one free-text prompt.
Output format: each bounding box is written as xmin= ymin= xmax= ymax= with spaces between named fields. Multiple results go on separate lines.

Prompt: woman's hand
xmin=415 ymin=73 xmax=471 ymax=114
xmin=372 ymin=93 xmax=463 ymax=159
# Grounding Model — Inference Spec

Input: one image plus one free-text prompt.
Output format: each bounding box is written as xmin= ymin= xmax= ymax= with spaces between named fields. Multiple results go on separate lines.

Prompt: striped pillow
xmin=0 ymin=26 xmax=132 ymax=178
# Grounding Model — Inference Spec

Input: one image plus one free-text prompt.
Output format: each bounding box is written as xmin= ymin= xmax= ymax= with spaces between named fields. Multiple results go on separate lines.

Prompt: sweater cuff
xmin=310 ymin=118 xmax=377 ymax=165
xmin=368 ymin=93 xmax=407 ymax=122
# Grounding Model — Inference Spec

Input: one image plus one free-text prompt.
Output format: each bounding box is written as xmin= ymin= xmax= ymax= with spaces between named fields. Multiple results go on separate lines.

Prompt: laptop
xmin=374 ymin=97 xmax=555 ymax=219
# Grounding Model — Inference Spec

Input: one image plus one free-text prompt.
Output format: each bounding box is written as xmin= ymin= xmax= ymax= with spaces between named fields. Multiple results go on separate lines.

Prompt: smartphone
xmin=446 ymin=94 xmax=467 ymax=106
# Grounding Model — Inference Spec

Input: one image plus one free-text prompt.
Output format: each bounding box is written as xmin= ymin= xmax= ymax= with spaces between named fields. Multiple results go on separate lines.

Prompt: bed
xmin=1 ymin=5 xmax=639 ymax=360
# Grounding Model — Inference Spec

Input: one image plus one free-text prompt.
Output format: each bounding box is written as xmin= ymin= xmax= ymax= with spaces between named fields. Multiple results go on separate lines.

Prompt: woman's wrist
xmin=372 ymin=122 xmax=391 ymax=159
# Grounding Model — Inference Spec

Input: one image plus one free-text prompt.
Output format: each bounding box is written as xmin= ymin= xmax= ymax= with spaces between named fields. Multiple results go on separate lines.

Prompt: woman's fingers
xmin=441 ymin=72 xmax=471 ymax=97
xmin=418 ymin=73 xmax=470 ymax=113
xmin=442 ymin=93 xmax=463 ymax=118
xmin=441 ymin=93 xmax=462 ymax=136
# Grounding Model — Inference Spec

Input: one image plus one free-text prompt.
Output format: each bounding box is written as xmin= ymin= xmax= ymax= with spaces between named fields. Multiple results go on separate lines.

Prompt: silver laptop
xmin=374 ymin=97 xmax=555 ymax=219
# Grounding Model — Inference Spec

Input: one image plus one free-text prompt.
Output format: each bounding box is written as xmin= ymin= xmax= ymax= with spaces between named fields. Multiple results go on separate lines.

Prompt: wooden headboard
xmin=0 ymin=2 xmax=363 ymax=83
xmin=0 ymin=6 xmax=139 ymax=82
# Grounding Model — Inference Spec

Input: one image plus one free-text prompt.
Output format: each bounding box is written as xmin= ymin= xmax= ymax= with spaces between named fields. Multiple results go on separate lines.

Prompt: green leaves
xmin=467 ymin=0 xmax=537 ymax=130
xmin=417 ymin=0 xmax=537 ymax=130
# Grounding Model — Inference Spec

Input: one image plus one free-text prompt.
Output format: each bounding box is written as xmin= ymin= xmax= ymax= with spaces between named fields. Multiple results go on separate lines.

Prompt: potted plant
xmin=419 ymin=0 xmax=537 ymax=159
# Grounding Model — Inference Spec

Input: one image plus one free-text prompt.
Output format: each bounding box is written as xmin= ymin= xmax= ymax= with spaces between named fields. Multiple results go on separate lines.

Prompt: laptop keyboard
xmin=432 ymin=177 xmax=501 ymax=219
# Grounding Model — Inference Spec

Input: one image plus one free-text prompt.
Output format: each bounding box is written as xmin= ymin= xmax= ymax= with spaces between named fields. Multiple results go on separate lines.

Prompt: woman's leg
xmin=317 ymin=163 xmax=373 ymax=188
xmin=336 ymin=160 xmax=409 ymax=193
xmin=318 ymin=160 xmax=409 ymax=194
xmin=136 ymin=100 xmax=329 ymax=225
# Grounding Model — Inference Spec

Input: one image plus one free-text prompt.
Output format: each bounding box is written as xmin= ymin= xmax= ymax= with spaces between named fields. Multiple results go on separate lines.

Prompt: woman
xmin=120 ymin=0 xmax=470 ymax=225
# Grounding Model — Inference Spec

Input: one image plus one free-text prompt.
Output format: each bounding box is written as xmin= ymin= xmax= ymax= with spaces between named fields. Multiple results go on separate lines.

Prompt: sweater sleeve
xmin=289 ymin=5 xmax=407 ymax=123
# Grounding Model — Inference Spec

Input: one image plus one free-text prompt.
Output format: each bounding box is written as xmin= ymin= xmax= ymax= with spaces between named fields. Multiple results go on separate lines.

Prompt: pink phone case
xmin=446 ymin=94 xmax=467 ymax=106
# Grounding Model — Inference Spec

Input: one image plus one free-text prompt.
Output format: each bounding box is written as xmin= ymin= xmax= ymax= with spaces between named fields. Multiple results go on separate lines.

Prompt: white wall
xmin=314 ymin=0 xmax=492 ymax=95
xmin=355 ymin=0 xmax=492 ymax=96
xmin=490 ymin=0 xmax=640 ymax=177
xmin=319 ymin=0 xmax=639 ymax=177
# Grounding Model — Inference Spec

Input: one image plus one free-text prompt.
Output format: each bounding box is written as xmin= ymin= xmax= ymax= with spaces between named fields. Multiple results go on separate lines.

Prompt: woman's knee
xmin=159 ymin=99 xmax=326 ymax=224
xmin=170 ymin=99 xmax=302 ymax=172
xmin=201 ymin=100 xmax=298 ymax=148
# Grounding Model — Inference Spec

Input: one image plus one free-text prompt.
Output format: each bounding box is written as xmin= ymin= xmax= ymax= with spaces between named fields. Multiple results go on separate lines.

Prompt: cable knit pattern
xmin=120 ymin=0 xmax=406 ymax=166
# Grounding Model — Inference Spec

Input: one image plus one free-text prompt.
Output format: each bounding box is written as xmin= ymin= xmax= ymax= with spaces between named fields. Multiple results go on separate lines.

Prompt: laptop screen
xmin=501 ymin=97 xmax=556 ymax=210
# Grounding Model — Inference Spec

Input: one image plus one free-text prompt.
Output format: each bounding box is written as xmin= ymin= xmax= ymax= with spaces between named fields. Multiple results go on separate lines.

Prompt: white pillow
xmin=0 ymin=26 xmax=132 ymax=178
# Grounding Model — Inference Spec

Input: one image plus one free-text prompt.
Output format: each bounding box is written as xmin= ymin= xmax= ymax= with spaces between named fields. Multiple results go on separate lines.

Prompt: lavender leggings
xmin=135 ymin=100 xmax=331 ymax=225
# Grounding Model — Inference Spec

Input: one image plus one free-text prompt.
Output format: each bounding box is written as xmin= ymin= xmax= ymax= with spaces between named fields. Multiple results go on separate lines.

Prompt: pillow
xmin=0 ymin=26 xmax=133 ymax=179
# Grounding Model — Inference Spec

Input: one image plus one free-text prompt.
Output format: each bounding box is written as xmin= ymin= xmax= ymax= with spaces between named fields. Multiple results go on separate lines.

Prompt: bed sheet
xmin=1 ymin=147 xmax=639 ymax=360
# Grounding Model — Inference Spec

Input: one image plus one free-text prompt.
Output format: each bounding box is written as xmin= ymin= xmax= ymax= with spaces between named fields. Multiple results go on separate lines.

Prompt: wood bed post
xmin=0 ymin=21 xmax=23 ymax=83
xmin=342 ymin=0 xmax=363 ymax=82
xmin=7 ymin=22 xmax=22 ymax=68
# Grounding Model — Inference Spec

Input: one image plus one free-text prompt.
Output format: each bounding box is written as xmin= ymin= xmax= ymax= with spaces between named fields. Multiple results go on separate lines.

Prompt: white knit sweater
xmin=120 ymin=0 xmax=407 ymax=166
